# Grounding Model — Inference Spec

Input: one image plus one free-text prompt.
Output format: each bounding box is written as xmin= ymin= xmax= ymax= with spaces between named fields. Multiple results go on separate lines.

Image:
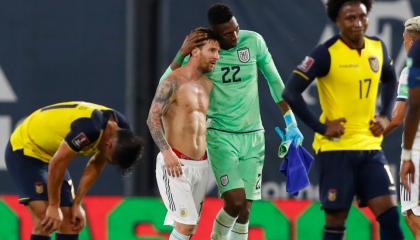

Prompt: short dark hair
xmin=192 ymin=27 xmax=220 ymax=48
xmin=208 ymin=3 xmax=233 ymax=26
xmin=111 ymin=129 xmax=144 ymax=173
xmin=326 ymin=0 xmax=373 ymax=22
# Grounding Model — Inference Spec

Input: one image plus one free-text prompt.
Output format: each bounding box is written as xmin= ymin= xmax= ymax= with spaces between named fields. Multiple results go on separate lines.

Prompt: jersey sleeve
xmin=65 ymin=116 xmax=102 ymax=152
xmin=255 ymin=32 xmax=272 ymax=65
xmin=397 ymin=67 xmax=409 ymax=101
xmin=282 ymin=44 xmax=331 ymax=134
xmin=378 ymin=40 xmax=397 ymax=117
xmin=159 ymin=67 xmax=172 ymax=84
xmin=408 ymin=40 xmax=420 ymax=89
xmin=255 ymin=32 xmax=285 ymax=103
xmin=113 ymin=110 xmax=130 ymax=129
xmin=292 ymin=44 xmax=330 ymax=82
xmin=380 ymin=40 xmax=397 ymax=83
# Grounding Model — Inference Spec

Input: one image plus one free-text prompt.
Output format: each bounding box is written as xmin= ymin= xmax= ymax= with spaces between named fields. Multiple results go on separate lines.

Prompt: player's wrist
xmin=283 ymin=110 xmax=297 ymax=127
xmin=173 ymin=51 xmax=185 ymax=65
xmin=401 ymin=148 xmax=412 ymax=161
xmin=73 ymin=196 xmax=83 ymax=205
xmin=377 ymin=115 xmax=390 ymax=128
xmin=48 ymin=202 xmax=60 ymax=208
xmin=317 ymin=123 xmax=328 ymax=135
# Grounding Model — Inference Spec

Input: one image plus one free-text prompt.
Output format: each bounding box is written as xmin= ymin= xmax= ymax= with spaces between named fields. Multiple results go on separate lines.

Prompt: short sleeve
xmin=408 ymin=40 xmax=420 ymax=89
xmin=292 ymin=44 xmax=330 ymax=81
xmin=397 ymin=67 xmax=408 ymax=101
xmin=65 ymin=117 xmax=102 ymax=152
xmin=379 ymin=40 xmax=396 ymax=83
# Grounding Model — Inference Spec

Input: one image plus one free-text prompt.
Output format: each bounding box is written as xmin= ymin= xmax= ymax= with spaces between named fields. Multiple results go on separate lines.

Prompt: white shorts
xmin=401 ymin=150 xmax=420 ymax=216
xmin=155 ymin=152 xmax=210 ymax=225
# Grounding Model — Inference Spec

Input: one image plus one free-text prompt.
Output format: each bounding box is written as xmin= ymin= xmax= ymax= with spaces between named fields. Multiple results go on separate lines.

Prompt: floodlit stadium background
xmin=0 ymin=0 xmax=419 ymax=239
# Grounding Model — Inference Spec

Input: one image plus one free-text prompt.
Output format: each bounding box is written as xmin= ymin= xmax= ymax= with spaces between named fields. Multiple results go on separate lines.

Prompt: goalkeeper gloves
xmin=283 ymin=110 xmax=304 ymax=145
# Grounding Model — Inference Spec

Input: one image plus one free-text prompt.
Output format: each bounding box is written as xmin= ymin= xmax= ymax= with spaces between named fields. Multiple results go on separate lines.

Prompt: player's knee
xmin=28 ymin=203 xmax=47 ymax=220
xmin=31 ymin=215 xmax=51 ymax=236
xmin=59 ymin=209 xmax=83 ymax=234
xmin=368 ymin=195 xmax=397 ymax=217
xmin=27 ymin=202 xmax=49 ymax=235
xmin=30 ymin=212 xmax=51 ymax=235
xmin=32 ymin=223 xmax=51 ymax=236
xmin=226 ymin=199 xmax=246 ymax=216
xmin=406 ymin=212 xmax=420 ymax=235
xmin=406 ymin=217 xmax=417 ymax=235
xmin=58 ymin=220 xmax=82 ymax=234
xmin=324 ymin=208 xmax=348 ymax=226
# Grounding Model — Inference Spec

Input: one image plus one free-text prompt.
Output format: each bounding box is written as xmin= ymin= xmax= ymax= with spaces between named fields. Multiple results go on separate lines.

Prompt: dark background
xmin=0 ymin=0 xmax=417 ymax=199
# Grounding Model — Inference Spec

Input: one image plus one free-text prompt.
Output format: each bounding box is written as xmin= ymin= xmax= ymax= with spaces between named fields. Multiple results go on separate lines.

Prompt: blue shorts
xmin=5 ymin=142 xmax=74 ymax=206
xmin=318 ymin=150 xmax=395 ymax=210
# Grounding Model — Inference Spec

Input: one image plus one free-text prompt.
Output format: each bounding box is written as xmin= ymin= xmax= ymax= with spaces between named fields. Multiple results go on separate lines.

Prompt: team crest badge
xmin=328 ymin=189 xmax=337 ymax=202
xmin=220 ymin=175 xmax=229 ymax=186
xmin=368 ymin=56 xmax=379 ymax=73
xmin=35 ymin=182 xmax=44 ymax=194
xmin=180 ymin=208 xmax=188 ymax=218
xmin=237 ymin=48 xmax=250 ymax=63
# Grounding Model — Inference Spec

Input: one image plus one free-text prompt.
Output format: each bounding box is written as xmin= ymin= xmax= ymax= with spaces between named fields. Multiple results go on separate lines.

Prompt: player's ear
xmin=191 ymin=47 xmax=200 ymax=57
xmin=105 ymin=136 xmax=115 ymax=150
xmin=410 ymin=38 xmax=415 ymax=47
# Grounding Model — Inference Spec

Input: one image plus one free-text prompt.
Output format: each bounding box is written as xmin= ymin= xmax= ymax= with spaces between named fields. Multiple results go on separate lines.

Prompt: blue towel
xmin=279 ymin=143 xmax=314 ymax=196
xmin=274 ymin=127 xmax=314 ymax=196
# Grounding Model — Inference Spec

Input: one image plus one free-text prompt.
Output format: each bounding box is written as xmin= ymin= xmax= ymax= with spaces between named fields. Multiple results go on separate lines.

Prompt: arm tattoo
xmin=147 ymin=79 xmax=177 ymax=152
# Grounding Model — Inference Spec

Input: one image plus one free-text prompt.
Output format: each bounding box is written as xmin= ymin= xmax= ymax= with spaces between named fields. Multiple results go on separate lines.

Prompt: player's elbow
xmin=146 ymin=113 xmax=162 ymax=133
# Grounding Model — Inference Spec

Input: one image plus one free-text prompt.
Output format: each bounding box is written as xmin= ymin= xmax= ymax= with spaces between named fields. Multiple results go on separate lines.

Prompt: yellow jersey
xmin=10 ymin=101 xmax=129 ymax=163
xmin=292 ymin=36 xmax=395 ymax=152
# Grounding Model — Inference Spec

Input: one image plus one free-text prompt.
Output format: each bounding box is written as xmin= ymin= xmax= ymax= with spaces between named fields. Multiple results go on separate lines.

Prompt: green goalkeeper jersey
xmin=159 ymin=30 xmax=285 ymax=133
xmin=206 ymin=30 xmax=285 ymax=133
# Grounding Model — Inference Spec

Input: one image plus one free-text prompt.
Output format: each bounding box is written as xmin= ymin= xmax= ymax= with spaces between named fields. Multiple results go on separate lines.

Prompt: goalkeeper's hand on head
xmin=284 ymin=110 xmax=304 ymax=145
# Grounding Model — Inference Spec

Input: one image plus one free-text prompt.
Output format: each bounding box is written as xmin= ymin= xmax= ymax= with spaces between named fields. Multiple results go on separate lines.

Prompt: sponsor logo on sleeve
xmin=297 ymin=56 xmax=315 ymax=73
xmin=71 ymin=132 xmax=90 ymax=149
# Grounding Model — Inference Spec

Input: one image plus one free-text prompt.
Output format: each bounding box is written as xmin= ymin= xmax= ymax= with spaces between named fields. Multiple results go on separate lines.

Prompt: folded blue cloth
xmin=275 ymin=127 xmax=314 ymax=196
xmin=280 ymin=143 xmax=314 ymax=196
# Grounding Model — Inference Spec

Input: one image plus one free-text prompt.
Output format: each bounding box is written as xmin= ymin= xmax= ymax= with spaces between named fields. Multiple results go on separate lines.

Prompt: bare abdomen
xmin=163 ymin=111 xmax=207 ymax=159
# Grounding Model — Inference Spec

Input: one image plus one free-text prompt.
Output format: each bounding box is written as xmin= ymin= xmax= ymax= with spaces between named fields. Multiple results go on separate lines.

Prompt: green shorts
xmin=207 ymin=129 xmax=265 ymax=200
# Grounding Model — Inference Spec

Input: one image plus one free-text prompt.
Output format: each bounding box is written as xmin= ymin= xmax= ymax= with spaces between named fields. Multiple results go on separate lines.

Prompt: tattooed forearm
xmin=147 ymin=106 xmax=170 ymax=152
xmin=147 ymin=78 xmax=177 ymax=152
